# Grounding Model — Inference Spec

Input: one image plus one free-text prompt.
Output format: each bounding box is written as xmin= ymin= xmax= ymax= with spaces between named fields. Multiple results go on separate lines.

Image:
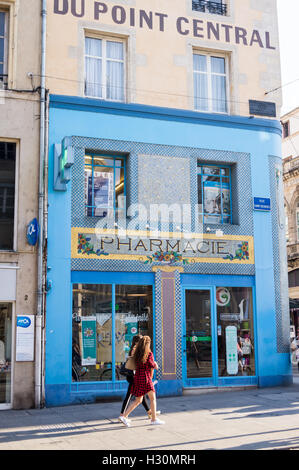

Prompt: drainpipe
xmin=41 ymin=89 xmax=49 ymax=407
xmin=35 ymin=0 xmax=47 ymax=409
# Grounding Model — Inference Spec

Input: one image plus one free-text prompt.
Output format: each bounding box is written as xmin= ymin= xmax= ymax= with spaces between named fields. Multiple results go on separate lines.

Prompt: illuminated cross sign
xmin=59 ymin=137 xmax=74 ymax=183
xmin=54 ymin=137 xmax=74 ymax=190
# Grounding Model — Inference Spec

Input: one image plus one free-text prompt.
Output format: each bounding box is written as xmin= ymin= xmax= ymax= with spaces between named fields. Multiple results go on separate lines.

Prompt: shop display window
xmin=216 ymin=287 xmax=255 ymax=377
xmin=84 ymin=153 xmax=125 ymax=220
xmin=72 ymin=284 xmax=153 ymax=382
xmin=197 ymin=164 xmax=232 ymax=224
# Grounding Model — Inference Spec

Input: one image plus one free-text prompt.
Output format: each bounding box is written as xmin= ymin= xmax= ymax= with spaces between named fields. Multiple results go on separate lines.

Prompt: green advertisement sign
xmin=81 ymin=316 xmax=97 ymax=365
xmin=125 ymin=321 xmax=138 ymax=354
xmin=225 ymin=325 xmax=238 ymax=375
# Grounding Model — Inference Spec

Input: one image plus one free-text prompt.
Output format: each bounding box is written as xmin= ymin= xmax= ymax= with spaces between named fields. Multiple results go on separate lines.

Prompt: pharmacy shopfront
xmin=45 ymin=96 xmax=291 ymax=407
xmin=70 ymin=238 xmax=257 ymax=394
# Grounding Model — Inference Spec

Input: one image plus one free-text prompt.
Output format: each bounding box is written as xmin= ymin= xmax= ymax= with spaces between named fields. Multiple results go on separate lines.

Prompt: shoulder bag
xmin=125 ymin=355 xmax=136 ymax=370
xmin=119 ymin=355 xmax=136 ymax=378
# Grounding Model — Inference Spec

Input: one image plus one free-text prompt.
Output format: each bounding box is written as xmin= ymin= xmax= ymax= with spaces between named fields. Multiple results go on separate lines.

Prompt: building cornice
xmin=49 ymin=94 xmax=282 ymax=136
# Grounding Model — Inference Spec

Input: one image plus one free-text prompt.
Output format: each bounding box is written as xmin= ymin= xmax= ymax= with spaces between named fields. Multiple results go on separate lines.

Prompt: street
xmin=0 ymin=375 xmax=298 ymax=452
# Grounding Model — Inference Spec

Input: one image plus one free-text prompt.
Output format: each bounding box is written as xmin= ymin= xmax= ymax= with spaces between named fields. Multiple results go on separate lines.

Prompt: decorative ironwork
xmin=192 ymin=0 xmax=227 ymax=15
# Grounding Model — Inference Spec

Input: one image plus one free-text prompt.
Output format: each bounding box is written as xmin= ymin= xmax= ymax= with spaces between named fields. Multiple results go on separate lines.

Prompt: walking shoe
xmin=119 ymin=416 xmax=131 ymax=427
xmin=147 ymin=410 xmax=161 ymax=418
xmin=150 ymin=418 xmax=165 ymax=425
xmin=118 ymin=415 xmax=131 ymax=423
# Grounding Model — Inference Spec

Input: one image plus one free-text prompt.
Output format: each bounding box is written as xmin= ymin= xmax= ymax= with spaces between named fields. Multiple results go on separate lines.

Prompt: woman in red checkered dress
xmin=121 ymin=336 xmax=165 ymax=426
xmin=131 ymin=350 xmax=155 ymax=397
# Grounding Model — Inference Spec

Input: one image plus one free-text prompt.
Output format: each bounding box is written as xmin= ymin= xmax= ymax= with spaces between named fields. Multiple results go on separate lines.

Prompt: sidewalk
xmin=0 ymin=377 xmax=299 ymax=451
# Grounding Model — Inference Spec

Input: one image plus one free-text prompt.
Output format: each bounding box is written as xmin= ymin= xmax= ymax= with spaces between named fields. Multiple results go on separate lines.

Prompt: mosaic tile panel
xmin=71 ymin=258 xmax=255 ymax=275
xmin=269 ymin=155 xmax=290 ymax=353
xmin=138 ymin=154 xmax=191 ymax=208
xmin=70 ymin=135 xmax=254 ymax=277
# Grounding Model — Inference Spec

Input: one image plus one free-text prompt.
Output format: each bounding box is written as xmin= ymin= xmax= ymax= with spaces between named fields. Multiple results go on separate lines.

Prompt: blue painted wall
xmin=45 ymin=96 xmax=290 ymax=407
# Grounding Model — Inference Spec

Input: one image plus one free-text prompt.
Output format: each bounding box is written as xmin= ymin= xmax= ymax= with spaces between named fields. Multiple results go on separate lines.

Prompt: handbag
xmin=125 ymin=355 xmax=136 ymax=370
xmin=119 ymin=355 xmax=136 ymax=378
xmin=119 ymin=362 xmax=132 ymax=378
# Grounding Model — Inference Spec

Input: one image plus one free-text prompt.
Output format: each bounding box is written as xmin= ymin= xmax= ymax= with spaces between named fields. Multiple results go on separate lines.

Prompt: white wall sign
xmin=225 ymin=325 xmax=238 ymax=375
xmin=16 ymin=315 xmax=35 ymax=361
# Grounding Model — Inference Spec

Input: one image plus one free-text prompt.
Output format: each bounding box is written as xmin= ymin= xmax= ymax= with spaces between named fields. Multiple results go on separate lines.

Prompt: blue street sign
xmin=26 ymin=218 xmax=39 ymax=246
xmin=253 ymin=197 xmax=271 ymax=211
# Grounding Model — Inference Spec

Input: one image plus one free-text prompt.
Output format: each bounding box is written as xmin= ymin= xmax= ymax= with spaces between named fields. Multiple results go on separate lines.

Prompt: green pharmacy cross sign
xmin=186 ymin=336 xmax=212 ymax=342
xmin=54 ymin=136 xmax=74 ymax=191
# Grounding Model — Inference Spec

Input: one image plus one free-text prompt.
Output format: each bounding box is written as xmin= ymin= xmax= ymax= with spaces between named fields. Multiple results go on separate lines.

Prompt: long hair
xmin=133 ymin=335 xmax=151 ymax=364
xmin=129 ymin=334 xmax=143 ymax=356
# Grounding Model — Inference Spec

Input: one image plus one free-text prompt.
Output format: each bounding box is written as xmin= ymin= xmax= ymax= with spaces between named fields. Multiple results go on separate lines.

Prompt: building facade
xmin=45 ymin=0 xmax=290 ymax=407
xmin=282 ymin=107 xmax=299 ymax=339
xmin=0 ymin=0 xmax=42 ymax=409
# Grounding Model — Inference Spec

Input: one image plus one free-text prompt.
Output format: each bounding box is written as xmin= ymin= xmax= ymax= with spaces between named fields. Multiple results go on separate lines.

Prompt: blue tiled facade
xmin=45 ymin=96 xmax=291 ymax=407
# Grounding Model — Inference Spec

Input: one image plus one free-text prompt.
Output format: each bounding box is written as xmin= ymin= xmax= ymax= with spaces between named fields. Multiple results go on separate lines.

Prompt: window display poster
xmin=203 ymin=181 xmax=230 ymax=215
xmin=125 ymin=321 xmax=138 ymax=355
xmin=96 ymin=317 xmax=126 ymax=363
xmin=86 ymin=171 xmax=114 ymax=217
xmin=225 ymin=325 xmax=238 ymax=375
xmin=81 ymin=316 xmax=97 ymax=365
xmin=16 ymin=315 xmax=35 ymax=361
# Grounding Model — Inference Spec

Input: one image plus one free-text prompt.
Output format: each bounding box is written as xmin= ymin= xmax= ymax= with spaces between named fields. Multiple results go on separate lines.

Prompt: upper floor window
xmin=0 ymin=10 xmax=8 ymax=88
xmin=192 ymin=0 xmax=227 ymax=16
xmin=198 ymin=164 xmax=232 ymax=224
xmin=85 ymin=36 xmax=125 ymax=102
xmin=193 ymin=52 xmax=228 ymax=113
xmin=0 ymin=142 xmax=16 ymax=250
xmin=84 ymin=154 xmax=126 ymax=219
xmin=282 ymin=121 xmax=290 ymax=139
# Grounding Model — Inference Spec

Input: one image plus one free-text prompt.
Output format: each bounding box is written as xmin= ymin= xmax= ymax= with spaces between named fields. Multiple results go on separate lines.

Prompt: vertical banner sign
xmin=81 ymin=316 xmax=97 ymax=365
xmin=225 ymin=325 xmax=238 ymax=375
xmin=125 ymin=320 xmax=138 ymax=355
xmin=16 ymin=315 xmax=35 ymax=361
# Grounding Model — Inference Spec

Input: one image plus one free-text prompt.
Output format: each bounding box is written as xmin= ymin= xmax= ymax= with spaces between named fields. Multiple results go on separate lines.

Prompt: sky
xmin=277 ymin=0 xmax=299 ymax=116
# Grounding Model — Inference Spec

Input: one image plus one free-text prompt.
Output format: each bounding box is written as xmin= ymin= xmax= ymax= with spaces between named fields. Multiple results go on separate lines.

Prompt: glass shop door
xmin=183 ymin=288 xmax=216 ymax=387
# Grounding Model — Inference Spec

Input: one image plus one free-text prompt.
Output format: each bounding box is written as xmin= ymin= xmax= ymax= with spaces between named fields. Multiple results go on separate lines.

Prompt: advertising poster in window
xmin=203 ymin=181 xmax=230 ymax=221
xmin=84 ymin=169 xmax=91 ymax=215
xmin=225 ymin=325 xmax=238 ymax=375
xmin=125 ymin=319 xmax=138 ymax=356
xmin=85 ymin=171 xmax=114 ymax=217
xmin=80 ymin=316 xmax=97 ymax=366
xmin=96 ymin=315 xmax=126 ymax=363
